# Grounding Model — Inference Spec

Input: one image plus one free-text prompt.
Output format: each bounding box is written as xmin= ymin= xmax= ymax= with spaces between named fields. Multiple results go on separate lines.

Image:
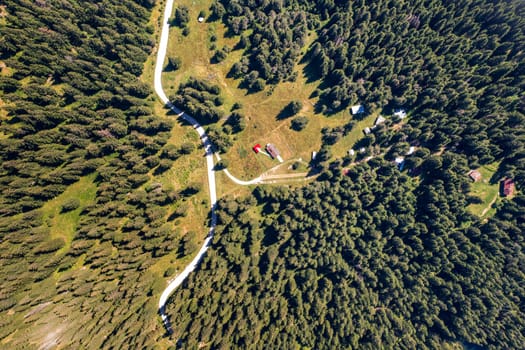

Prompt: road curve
xmin=223 ymin=168 xmax=262 ymax=185
xmin=154 ymin=0 xmax=217 ymax=327
xmin=153 ymin=0 xmax=309 ymax=330
xmin=214 ymin=154 xmax=263 ymax=185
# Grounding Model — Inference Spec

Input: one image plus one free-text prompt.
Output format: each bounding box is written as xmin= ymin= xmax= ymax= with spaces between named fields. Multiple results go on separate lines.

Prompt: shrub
xmin=212 ymin=49 xmax=227 ymax=63
xmin=61 ymin=198 xmax=80 ymax=212
xmin=289 ymin=100 xmax=303 ymax=115
xmin=231 ymin=102 xmax=242 ymax=111
xmin=180 ymin=142 xmax=195 ymax=154
xmin=215 ymin=160 xmax=229 ymax=170
xmin=168 ymin=56 xmax=182 ymax=71
xmin=34 ymin=238 xmax=66 ymax=254
xmin=164 ymin=267 xmax=176 ymax=277
xmin=291 ymin=116 xmax=309 ymax=131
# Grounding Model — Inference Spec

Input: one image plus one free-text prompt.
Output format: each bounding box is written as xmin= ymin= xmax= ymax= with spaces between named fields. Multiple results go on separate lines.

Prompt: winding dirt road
xmin=153 ymin=0 xmax=313 ymax=331
xmin=154 ymin=0 xmax=217 ymax=329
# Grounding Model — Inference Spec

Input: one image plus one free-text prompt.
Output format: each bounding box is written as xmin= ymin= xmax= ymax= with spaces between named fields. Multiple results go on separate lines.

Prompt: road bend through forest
xmin=155 ymin=0 xmax=217 ymax=331
xmin=154 ymin=0 xmax=320 ymax=331
xmin=154 ymin=0 xmax=267 ymax=332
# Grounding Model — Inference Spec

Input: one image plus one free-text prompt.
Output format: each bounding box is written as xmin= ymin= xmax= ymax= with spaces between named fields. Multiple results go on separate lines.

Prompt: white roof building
xmin=394 ymin=109 xmax=407 ymax=119
xmin=375 ymin=115 xmax=386 ymax=125
xmin=406 ymin=146 xmax=415 ymax=155
xmin=348 ymin=149 xmax=355 ymax=156
xmin=395 ymin=156 xmax=406 ymax=170
xmin=351 ymin=105 xmax=365 ymax=115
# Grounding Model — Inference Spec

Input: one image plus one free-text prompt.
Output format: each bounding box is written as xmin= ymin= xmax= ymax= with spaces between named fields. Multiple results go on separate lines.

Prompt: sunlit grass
xmin=468 ymin=162 xmax=501 ymax=218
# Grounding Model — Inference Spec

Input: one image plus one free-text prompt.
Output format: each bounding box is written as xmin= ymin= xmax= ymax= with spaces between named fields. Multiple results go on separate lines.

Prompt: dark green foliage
xmin=161 ymin=144 xmax=181 ymax=160
xmin=291 ymin=116 xmax=309 ymax=131
xmin=206 ymin=125 xmax=232 ymax=153
xmin=277 ymin=100 xmax=304 ymax=120
xmin=217 ymin=0 xmax=524 ymax=173
xmin=178 ymin=231 xmax=198 ymax=257
xmin=170 ymin=77 xmax=224 ymax=124
xmin=225 ymin=112 xmax=246 ymax=133
xmin=180 ymin=142 xmax=195 ymax=154
xmin=172 ymin=6 xmax=190 ymax=28
xmin=212 ymin=49 xmax=227 ymax=63
xmin=0 ymin=1 xmax=184 ymax=348
xmin=209 ymin=1 xmax=226 ymax=21
xmin=231 ymin=102 xmax=242 ymax=111
xmin=251 ymin=78 xmax=266 ymax=92
xmin=61 ymin=198 xmax=80 ymax=213
xmin=288 ymin=101 xmax=302 ymax=115
xmin=164 ymin=266 xmax=176 ymax=277
xmin=215 ymin=160 xmax=229 ymax=170
xmin=34 ymin=238 xmax=65 ymax=254
xmin=182 ymin=182 xmax=202 ymax=197
xmin=168 ymin=56 xmax=182 ymax=71
xmin=166 ymin=160 xmax=525 ymax=349
xmin=216 ymin=3 xmax=308 ymax=86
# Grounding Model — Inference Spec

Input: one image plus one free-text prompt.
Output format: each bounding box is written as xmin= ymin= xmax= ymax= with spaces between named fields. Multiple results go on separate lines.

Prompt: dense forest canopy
xmin=213 ymin=0 xmax=524 ymax=174
xmin=162 ymin=0 xmax=525 ymax=348
xmin=0 ymin=0 xmax=524 ymax=348
xmin=0 ymin=0 xmax=202 ymax=348
xmin=167 ymin=160 xmax=525 ymax=349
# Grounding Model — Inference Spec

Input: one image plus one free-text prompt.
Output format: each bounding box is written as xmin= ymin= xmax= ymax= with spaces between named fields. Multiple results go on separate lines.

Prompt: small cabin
xmin=351 ymin=104 xmax=365 ymax=115
xmin=266 ymin=143 xmax=281 ymax=159
xmin=395 ymin=157 xmax=405 ymax=170
xmin=468 ymin=170 xmax=482 ymax=182
xmin=501 ymin=178 xmax=515 ymax=197
xmin=393 ymin=109 xmax=407 ymax=119
xmin=375 ymin=115 xmax=386 ymax=126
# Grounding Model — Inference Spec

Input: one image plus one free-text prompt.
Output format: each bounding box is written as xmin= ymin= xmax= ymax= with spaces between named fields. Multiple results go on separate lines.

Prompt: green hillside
xmin=161 ymin=0 xmax=525 ymax=348
xmin=0 ymin=1 xmax=203 ymax=348
xmin=0 ymin=0 xmax=523 ymax=349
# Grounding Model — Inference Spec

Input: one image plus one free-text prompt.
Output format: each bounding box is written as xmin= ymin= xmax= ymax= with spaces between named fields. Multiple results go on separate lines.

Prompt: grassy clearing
xmin=468 ymin=162 xmax=501 ymax=218
xmin=163 ymin=0 xmax=372 ymax=187
xmin=139 ymin=4 xmax=213 ymax=331
xmin=40 ymin=174 xmax=97 ymax=253
xmin=331 ymin=111 xmax=381 ymax=157
xmin=215 ymin=171 xmax=253 ymax=199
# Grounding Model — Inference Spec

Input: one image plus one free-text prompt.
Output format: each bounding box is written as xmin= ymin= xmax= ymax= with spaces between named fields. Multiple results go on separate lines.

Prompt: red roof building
xmin=253 ymin=144 xmax=262 ymax=153
xmin=501 ymin=178 xmax=515 ymax=197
